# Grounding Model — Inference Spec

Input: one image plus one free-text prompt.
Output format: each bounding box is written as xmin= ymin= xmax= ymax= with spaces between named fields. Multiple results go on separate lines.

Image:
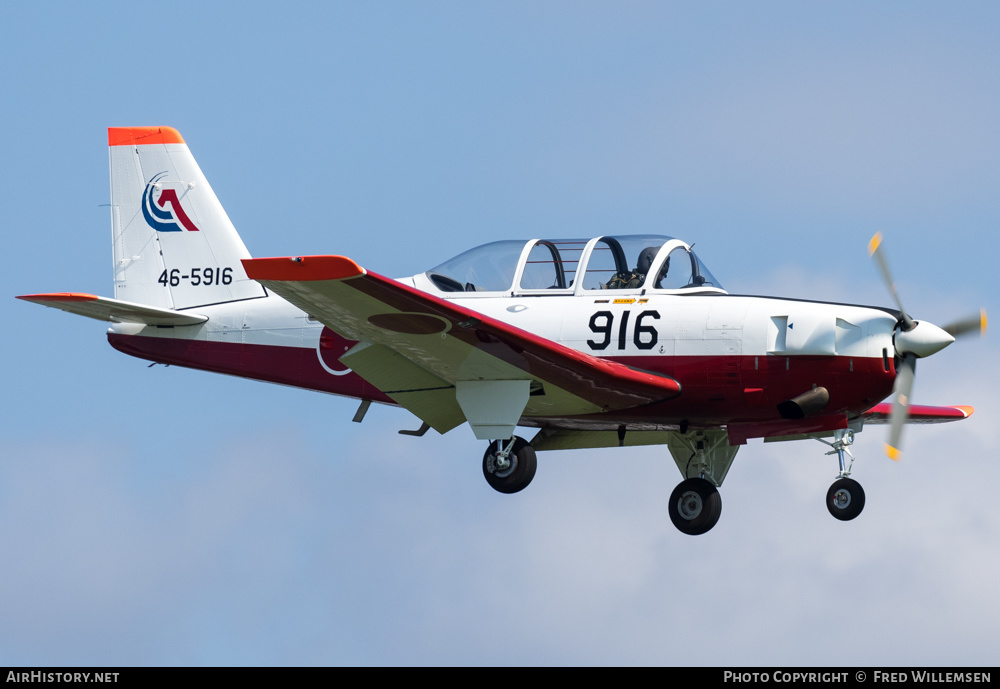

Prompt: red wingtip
xmin=108 ymin=127 xmax=185 ymax=147
xmin=242 ymin=256 xmax=366 ymax=282
xmin=17 ymin=292 xmax=99 ymax=303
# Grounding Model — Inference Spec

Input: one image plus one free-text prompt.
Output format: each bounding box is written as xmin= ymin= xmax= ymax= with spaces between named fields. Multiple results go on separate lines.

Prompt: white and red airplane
xmin=18 ymin=126 xmax=987 ymax=535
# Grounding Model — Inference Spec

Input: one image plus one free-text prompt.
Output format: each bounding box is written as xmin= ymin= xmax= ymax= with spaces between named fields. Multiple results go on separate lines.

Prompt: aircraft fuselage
xmin=107 ymin=290 xmax=899 ymax=441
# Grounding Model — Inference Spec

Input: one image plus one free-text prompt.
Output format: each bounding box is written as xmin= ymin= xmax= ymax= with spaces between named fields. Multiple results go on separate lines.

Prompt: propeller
xmin=942 ymin=309 xmax=988 ymax=339
xmin=868 ymin=233 xmax=987 ymax=460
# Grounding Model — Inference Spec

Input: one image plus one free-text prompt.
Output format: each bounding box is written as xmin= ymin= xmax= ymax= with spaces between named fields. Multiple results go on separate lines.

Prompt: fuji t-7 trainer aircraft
xmin=19 ymin=126 xmax=986 ymax=535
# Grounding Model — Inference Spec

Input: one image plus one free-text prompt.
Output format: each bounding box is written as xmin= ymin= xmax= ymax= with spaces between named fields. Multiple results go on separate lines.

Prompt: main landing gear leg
xmin=820 ymin=429 xmax=866 ymax=521
xmin=668 ymin=477 xmax=722 ymax=536
xmin=665 ymin=430 xmax=735 ymax=535
xmin=483 ymin=436 xmax=536 ymax=494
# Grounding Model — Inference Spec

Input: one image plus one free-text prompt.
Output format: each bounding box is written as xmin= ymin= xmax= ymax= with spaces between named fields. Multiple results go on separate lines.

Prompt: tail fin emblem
xmin=142 ymin=172 xmax=201 ymax=232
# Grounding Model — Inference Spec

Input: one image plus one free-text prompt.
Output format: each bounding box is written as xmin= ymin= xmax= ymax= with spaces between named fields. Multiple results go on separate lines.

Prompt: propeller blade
xmin=942 ymin=309 xmax=988 ymax=339
xmin=869 ymin=234 xmax=983 ymax=460
xmin=885 ymin=353 xmax=916 ymax=461
xmin=868 ymin=232 xmax=915 ymax=331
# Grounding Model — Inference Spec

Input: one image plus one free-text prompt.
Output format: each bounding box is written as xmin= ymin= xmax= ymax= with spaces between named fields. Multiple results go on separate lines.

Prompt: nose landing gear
xmin=819 ymin=429 xmax=866 ymax=521
xmin=826 ymin=477 xmax=866 ymax=521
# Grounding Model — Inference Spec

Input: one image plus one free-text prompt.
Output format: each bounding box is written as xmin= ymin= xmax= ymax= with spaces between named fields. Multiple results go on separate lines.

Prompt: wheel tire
xmin=483 ymin=436 xmax=537 ymax=494
xmin=668 ymin=478 xmax=722 ymax=535
xmin=826 ymin=477 xmax=865 ymax=521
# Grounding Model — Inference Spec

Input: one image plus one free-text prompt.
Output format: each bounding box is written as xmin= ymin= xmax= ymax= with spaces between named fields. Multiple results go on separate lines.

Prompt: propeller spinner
xmin=868 ymin=233 xmax=987 ymax=460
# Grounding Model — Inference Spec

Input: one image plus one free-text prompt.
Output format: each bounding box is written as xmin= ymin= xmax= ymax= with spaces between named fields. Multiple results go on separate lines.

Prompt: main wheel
xmin=483 ymin=436 xmax=537 ymax=494
xmin=826 ymin=477 xmax=865 ymax=521
xmin=668 ymin=478 xmax=722 ymax=535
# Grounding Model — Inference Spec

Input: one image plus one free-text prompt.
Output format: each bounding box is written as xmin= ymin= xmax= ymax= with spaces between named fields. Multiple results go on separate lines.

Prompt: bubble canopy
xmin=420 ymin=235 xmax=724 ymax=295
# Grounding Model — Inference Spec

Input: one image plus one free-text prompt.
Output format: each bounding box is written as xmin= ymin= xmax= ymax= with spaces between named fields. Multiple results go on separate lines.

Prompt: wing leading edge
xmin=859 ymin=403 xmax=974 ymax=424
xmin=242 ymin=255 xmax=682 ymax=435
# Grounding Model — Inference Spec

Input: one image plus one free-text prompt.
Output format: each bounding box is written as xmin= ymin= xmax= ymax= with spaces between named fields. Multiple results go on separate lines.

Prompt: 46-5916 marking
xmin=158 ymin=267 xmax=234 ymax=287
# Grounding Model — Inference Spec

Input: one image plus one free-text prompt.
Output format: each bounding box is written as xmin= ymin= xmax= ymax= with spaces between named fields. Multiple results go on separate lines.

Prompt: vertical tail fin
xmin=109 ymin=126 xmax=266 ymax=309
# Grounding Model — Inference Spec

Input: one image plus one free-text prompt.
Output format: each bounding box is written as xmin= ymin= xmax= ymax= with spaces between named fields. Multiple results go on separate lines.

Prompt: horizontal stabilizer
xmin=17 ymin=293 xmax=207 ymax=326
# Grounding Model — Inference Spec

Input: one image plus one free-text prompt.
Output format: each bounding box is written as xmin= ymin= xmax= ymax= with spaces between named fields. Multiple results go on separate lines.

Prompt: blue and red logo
xmin=142 ymin=172 xmax=201 ymax=232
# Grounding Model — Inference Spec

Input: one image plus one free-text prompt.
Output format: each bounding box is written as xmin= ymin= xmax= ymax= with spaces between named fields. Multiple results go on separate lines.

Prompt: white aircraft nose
xmin=894 ymin=321 xmax=956 ymax=358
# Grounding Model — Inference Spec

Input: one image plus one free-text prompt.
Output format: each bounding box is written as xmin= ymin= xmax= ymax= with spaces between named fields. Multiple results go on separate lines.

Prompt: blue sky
xmin=1 ymin=1 xmax=998 ymax=665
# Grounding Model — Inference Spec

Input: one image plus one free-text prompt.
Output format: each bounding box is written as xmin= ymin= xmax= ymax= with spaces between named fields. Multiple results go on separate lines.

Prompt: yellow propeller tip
xmin=885 ymin=444 xmax=902 ymax=461
xmin=868 ymin=232 xmax=883 ymax=256
xmin=981 ymin=309 xmax=987 ymax=335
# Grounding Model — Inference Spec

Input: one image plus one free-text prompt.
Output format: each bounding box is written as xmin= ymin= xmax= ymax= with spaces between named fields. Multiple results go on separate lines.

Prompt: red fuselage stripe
xmin=107 ymin=333 xmax=895 ymax=427
xmin=108 ymin=333 xmax=391 ymax=403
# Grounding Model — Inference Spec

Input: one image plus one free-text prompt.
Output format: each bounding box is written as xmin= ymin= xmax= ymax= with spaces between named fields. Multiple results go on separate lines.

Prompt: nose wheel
xmin=483 ymin=436 xmax=536 ymax=494
xmin=826 ymin=477 xmax=865 ymax=521
xmin=819 ymin=429 xmax=866 ymax=521
xmin=668 ymin=477 xmax=722 ymax=535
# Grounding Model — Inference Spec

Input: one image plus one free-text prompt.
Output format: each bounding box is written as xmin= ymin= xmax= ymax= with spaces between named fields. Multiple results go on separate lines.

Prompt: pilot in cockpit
xmin=606 ymin=246 xmax=668 ymax=289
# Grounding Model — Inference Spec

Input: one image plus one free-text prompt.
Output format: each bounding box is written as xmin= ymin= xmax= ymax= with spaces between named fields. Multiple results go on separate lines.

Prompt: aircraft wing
xmin=242 ymin=255 xmax=682 ymax=434
xmin=859 ymin=403 xmax=974 ymax=424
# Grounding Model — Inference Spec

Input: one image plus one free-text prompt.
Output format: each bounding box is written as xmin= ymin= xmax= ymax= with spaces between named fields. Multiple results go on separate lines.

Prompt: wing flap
xmin=530 ymin=428 xmax=674 ymax=451
xmin=17 ymin=293 xmax=208 ymax=326
xmin=341 ymin=342 xmax=466 ymax=433
xmin=243 ymin=255 xmax=682 ymax=418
